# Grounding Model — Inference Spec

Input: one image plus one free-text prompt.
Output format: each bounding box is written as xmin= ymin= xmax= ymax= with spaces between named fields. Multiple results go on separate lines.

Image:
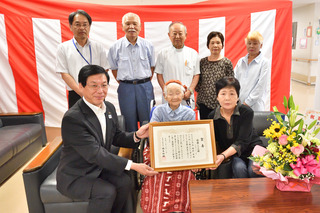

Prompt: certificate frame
xmin=149 ymin=120 xmax=217 ymax=172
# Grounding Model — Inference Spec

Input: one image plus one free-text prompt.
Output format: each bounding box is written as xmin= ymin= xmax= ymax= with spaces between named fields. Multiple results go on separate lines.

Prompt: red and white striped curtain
xmin=0 ymin=0 xmax=292 ymax=127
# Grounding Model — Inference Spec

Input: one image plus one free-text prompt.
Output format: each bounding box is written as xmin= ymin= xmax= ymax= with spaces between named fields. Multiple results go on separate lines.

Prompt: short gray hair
xmin=168 ymin=21 xmax=187 ymax=34
xmin=122 ymin=12 xmax=141 ymax=26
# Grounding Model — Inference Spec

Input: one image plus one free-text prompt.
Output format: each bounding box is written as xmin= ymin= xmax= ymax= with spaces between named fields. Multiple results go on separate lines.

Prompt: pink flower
xmin=279 ymin=135 xmax=288 ymax=145
xmin=290 ymin=144 xmax=304 ymax=156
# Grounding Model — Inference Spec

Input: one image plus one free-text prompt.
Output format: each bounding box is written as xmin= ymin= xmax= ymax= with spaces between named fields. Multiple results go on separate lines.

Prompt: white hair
xmin=168 ymin=21 xmax=187 ymax=34
xmin=164 ymin=82 xmax=185 ymax=97
xmin=122 ymin=12 xmax=141 ymax=26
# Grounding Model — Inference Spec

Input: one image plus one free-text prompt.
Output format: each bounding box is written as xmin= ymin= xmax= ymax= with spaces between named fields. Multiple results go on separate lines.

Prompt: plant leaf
xmin=283 ymin=163 xmax=293 ymax=171
xmin=288 ymin=95 xmax=295 ymax=110
xmin=312 ymin=128 xmax=320 ymax=136
xmin=297 ymin=119 xmax=304 ymax=134
xmin=273 ymin=111 xmax=284 ymax=123
xmin=307 ymin=120 xmax=317 ymax=130
xmin=294 ymin=118 xmax=303 ymax=127
xmin=283 ymin=96 xmax=288 ymax=111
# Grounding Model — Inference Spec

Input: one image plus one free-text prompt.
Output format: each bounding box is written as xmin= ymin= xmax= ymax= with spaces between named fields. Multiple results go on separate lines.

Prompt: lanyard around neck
xmin=72 ymin=38 xmax=92 ymax=65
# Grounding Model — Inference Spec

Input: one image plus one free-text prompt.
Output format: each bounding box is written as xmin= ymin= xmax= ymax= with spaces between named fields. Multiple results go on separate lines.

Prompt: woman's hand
xmin=191 ymin=168 xmax=202 ymax=173
xmin=207 ymin=154 xmax=225 ymax=170
xmin=251 ymin=165 xmax=263 ymax=175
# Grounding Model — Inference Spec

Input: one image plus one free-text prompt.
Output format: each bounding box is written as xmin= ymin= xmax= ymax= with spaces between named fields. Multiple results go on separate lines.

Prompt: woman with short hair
xmin=234 ymin=31 xmax=271 ymax=111
xmin=209 ymin=76 xmax=263 ymax=178
xmin=195 ymin=31 xmax=234 ymax=119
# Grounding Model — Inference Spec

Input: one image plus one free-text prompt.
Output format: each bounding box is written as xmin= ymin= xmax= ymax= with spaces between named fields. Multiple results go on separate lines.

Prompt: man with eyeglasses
xmin=108 ymin=12 xmax=155 ymax=132
xmin=56 ymin=64 xmax=158 ymax=213
xmin=56 ymin=10 xmax=109 ymax=108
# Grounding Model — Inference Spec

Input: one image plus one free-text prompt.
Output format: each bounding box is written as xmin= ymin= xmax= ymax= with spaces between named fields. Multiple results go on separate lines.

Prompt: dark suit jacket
xmin=56 ymin=99 xmax=138 ymax=199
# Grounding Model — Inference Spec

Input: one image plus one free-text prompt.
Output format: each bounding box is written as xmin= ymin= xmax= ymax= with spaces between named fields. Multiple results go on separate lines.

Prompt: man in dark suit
xmin=56 ymin=64 xmax=157 ymax=213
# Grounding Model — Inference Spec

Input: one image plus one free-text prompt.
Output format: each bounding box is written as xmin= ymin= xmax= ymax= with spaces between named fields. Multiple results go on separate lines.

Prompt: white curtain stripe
xmin=0 ymin=14 xmax=18 ymax=113
xmin=33 ymin=18 xmax=67 ymax=126
xmin=251 ymin=10 xmax=276 ymax=110
xmin=199 ymin=17 xmax=226 ymax=59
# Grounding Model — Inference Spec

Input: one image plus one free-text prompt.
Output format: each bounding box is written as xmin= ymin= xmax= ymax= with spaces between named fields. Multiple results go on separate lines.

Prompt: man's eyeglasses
xmin=73 ymin=23 xmax=89 ymax=28
xmin=87 ymin=84 xmax=108 ymax=90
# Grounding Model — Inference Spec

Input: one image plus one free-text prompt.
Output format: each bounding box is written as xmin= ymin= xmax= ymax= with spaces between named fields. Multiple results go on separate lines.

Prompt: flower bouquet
xmin=250 ymin=95 xmax=320 ymax=192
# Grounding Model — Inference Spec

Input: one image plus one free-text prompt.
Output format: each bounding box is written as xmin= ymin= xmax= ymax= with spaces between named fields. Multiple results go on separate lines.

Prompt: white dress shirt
xmin=234 ymin=53 xmax=271 ymax=111
xmin=155 ymin=45 xmax=200 ymax=105
xmin=56 ymin=38 xmax=109 ymax=90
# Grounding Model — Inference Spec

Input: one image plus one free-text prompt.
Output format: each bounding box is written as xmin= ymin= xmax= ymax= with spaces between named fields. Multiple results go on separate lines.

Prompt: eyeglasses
xmin=73 ymin=23 xmax=89 ymax=28
xmin=87 ymin=84 xmax=108 ymax=90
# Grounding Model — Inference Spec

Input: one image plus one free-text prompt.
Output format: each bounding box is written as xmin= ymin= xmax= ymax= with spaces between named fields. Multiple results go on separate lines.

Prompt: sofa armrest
xmin=23 ymin=138 xmax=62 ymax=173
xmin=23 ymin=137 xmax=62 ymax=213
xmin=0 ymin=112 xmax=47 ymax=146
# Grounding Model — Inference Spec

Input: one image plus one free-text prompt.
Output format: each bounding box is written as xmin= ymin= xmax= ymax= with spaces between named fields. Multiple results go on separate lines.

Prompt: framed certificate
xmin=149 ymin=120 xmax=217 ymax=172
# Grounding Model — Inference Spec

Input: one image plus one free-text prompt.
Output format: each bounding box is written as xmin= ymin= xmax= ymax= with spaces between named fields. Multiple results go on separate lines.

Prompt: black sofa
xmin=0 ymin=112 xmax=47 ymax=185
xmin=23 ymin=115 xmax=138 ymax=213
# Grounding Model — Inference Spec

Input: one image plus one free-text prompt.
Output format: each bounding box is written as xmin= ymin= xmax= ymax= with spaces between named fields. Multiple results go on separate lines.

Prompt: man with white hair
xmin=155 ymin=21 xmax=200 ymax=108
xmin=108 ymin=12 xmax=155 ymax=131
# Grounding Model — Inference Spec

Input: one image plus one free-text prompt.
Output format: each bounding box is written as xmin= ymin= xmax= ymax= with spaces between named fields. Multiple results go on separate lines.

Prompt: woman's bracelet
xmin=220 ymin=153 xmax=226 ymax=160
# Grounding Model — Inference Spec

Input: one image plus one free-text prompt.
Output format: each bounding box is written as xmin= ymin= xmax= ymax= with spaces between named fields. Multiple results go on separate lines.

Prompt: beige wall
xmin=292 ymin=2 xmax=320 ymax=84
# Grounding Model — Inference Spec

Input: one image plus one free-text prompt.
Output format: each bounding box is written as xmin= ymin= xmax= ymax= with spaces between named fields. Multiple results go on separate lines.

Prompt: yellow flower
xmin=263 ymin=128 xmax=273 ymax=138
xmin=267 ymin=143 xmax=278 ymax=154
xmin=251 ymin=96 xmax=320 ymax=180
xmin=287 ymin=132 xmax=296 ymax=142
xmin=263 ymin=162 xmax=272 ymax=169
xmin=272 ymin=160 xmax=278 ymax=166
xmin=263 ymin=121 xmax=283 ymax=138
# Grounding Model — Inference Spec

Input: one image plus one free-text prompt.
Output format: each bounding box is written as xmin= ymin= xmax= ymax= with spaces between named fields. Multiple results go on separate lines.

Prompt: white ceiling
xmin=292 ymin=0 xmax=319 ymax=8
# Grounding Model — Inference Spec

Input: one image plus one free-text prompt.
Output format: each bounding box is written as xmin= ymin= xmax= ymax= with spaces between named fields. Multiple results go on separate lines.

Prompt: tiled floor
xmin=0 ymin=80 xmax=316 ymax=213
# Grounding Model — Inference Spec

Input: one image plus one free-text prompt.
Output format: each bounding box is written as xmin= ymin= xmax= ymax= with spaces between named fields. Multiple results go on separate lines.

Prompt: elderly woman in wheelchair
xmin=140 ymin=79 xmax=196 ymax=213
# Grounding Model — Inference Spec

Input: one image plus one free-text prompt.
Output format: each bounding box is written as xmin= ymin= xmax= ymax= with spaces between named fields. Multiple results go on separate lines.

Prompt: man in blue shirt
xmin=108 ymin=12 xmax=155 ymax=131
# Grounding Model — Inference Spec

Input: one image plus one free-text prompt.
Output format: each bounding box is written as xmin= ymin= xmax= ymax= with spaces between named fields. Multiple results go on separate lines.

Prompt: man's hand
xmin=136 ymin=124 xmax=149 ymax=139
xmin=183 ymin=90 xmax=191 ymax=100
xmin=131 ymin=163 xmax=158 ymax=176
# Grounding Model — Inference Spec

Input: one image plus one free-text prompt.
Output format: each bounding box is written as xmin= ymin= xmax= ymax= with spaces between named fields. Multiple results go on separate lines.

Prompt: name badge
xmin=108 ymin=113 xmax=112 ymax=119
